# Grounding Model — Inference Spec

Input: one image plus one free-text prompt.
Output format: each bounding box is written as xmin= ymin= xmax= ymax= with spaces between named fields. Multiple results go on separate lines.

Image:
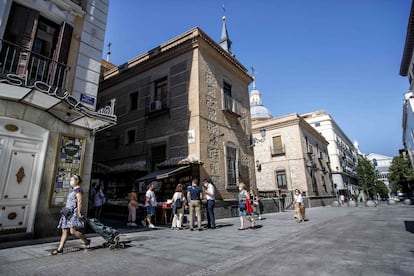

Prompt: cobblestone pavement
xmin=0 ymin=203 xmax=413 ymax=276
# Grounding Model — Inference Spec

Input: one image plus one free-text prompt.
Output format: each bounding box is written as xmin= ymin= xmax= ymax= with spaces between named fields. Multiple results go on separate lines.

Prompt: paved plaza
xmin=0 ymin=203 xmax=413 ymax=276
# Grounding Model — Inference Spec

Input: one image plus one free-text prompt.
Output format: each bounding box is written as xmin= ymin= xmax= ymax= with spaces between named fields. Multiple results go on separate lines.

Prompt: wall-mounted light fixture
xmin=209 ymin=133 xmax=224 ymax=143
xmin=247 ymin=128 xmax=266 ymax=148
xmin=256 ymin=160 xmax=261 ymax=171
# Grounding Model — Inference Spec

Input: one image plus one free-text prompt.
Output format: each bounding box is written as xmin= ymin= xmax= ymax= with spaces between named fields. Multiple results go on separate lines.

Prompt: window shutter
xmin=49 ymin=22 xmax=73 ymax=86
xmin=272 ymin=136 xmax=282 ymax=152
xmin=9 ymin=4 xmax=39 ymax=75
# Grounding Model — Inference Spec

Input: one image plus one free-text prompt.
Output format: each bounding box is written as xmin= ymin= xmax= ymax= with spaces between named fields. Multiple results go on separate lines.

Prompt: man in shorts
xmin=142 ymin=183 xmax=156 ymax=228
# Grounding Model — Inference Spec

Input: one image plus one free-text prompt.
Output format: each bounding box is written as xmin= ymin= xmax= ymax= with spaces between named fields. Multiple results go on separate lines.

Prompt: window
xmin=226 ymin=145 xmax=238 ymax=187
xmin=314 ymin=122 xmax=320 ymax=127
xmin=276 ymin=170 xmax=287 ymax=190
xmin=146 ymin=77 xmax=168 ymax=113
xmin=322 ymin=175 xmax=328 ymax=193
xmin=151 ymin=144 xmax=166 ymax=170
xmin=155 ymin=77 xmax=167 ymax=101
xmin=1 ymin=3 xmax=72 ymax=87
xmin=223 ymin=81 xmax=232 ymax=97
xmin=130 ymin=92 xmax=139 ymax=111
xmin=127 ymin=129 xmax=136 ymax=144
xmin=271 ymin=136 xmax=284 ymax=156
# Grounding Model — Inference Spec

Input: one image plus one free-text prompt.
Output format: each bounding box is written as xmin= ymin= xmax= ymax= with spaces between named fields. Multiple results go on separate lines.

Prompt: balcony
xmin=222 ymin=93 xmax=243 ymax=117
xmin=145 ymin=99 xmax=169 ymax=116
xmin=0 ymin=39 xmax=70 ymax=91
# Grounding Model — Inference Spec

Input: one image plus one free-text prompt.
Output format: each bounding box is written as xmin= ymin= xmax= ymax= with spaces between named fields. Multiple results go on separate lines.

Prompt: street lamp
xmin=248 ymin=128 xmax=266 ymax=148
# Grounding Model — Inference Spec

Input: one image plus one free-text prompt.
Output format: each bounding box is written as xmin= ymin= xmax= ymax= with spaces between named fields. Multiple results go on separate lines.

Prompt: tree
xmin=356 ymin=156 xmax=378 ymax=199
xmin=375 ymin=180 xmax=389 ymax=199
xmin=388 ymin=154 xmax=414 ymax=195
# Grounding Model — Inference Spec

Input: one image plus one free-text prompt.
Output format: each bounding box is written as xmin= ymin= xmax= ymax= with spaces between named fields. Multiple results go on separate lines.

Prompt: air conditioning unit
xmin=150 ymin=100 xmax=162 ymax=112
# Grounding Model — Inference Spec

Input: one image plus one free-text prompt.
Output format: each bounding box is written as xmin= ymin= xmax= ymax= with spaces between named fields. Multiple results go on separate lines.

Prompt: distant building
xmin=93 ymin=18 xmax=255 ymax=216
xmin=302 ymin=110 xmax=358 ymax=198
xmin=252 ymin=112 xmax=334 ymax=204
xmin=366 ymin=153 xmax=393 ymax=195
xmin=400 ymin=0 xmax=414 ymax=165
xmin=0 ymin=0 xmax=115 ymax=239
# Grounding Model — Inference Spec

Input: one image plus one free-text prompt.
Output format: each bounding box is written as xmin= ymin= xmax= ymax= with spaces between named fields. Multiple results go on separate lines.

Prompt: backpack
xmin=175 ymin=197 xmax=182 ymax=209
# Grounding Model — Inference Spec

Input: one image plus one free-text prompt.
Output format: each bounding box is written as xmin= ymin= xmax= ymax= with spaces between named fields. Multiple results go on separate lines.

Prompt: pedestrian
xmin=127 ymin=186 xmax=138 ymax=227
xmin=202 ymin=178 xmax=216 ymax=229
xmin=339 ymin=194 xmax=345 ymax=207
xmin=52 ymin=174 xmax=90 ymax=255
xmin=293 ymin=189 xmax=304 ymax=223
xmin=141 ymin=183 xmax=156 ymax=228
xmin=238 ymin=182 xmax=255 ymax=230
xmin=187 ymin=179 xmax=203 ymax=231
xmin=171 ymin=183 xmax=186 ymax=230
xmin=94 ymin=184 xmax=105 ymax=220
xmin=250 ymin=188 xmax=263 ymax=220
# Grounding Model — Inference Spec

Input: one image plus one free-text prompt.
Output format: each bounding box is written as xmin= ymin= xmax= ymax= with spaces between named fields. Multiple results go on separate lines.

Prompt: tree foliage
xmin=388 ymin=154 xmax=414 ymax=195
xmin=356 ymin=156 xmax=379 ymax=198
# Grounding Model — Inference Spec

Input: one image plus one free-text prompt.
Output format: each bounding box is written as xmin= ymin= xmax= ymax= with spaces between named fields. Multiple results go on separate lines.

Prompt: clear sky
xmin=103 ymin=0 xmax=411 ymax=157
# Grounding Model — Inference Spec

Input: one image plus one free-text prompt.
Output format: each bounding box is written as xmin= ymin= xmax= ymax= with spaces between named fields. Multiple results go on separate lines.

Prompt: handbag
xmin=60 ymin=207 xmax=73 ymax=219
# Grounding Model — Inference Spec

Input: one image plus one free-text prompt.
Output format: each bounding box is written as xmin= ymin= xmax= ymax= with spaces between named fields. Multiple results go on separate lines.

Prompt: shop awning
xmin=136 ymin=165 xmax=190 ymax=182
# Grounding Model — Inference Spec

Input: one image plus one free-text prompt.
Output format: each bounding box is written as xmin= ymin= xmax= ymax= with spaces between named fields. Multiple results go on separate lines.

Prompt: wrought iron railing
xmin=222 ymin=93 xmax=243 ymax=116
xmin=0 ymin=39 xmax=70 ymax=91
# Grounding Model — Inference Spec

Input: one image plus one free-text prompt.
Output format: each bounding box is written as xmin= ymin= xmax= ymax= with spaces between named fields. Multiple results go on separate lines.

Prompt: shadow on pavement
xmin=404 ymin=221 xmax=414 ymax=234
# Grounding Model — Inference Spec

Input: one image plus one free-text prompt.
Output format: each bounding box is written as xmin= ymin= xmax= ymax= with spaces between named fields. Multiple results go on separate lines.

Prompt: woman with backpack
xmin=171 ymin=183 xmax=186 ymax=230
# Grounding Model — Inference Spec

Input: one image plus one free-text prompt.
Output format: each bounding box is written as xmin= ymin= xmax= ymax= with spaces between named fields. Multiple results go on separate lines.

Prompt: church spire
xmin=220 ymin=5 xmax=232 ymax=54
xmin=106 ymin=42 xmax=112 ymax=62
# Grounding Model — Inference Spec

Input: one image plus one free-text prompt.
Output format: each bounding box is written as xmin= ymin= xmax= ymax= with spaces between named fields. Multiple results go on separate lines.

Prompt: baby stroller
xmin=87 ymin=218 xmax=124 ymax=249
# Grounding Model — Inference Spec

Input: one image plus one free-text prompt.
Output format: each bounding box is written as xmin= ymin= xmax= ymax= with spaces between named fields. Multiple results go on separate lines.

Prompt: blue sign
xmin=80 ymin=94 xmax=95 ymax=105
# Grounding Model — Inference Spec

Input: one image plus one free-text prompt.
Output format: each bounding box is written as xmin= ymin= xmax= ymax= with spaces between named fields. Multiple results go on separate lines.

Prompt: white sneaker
xmin=258 ymin=216 xmax=262 ymax=220
xmin=127 ymin=222 xmax=132 ymax=226
xmin=141 ymin=220 xmax=147 ymax=227
xmin=148 ymin=224 xmax=155 ymax=228
xmin=130 ymin=222 xmax=137 ymax=227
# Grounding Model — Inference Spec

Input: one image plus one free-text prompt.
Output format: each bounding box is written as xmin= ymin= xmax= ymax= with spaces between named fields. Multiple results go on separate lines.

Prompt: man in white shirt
xmin=142 ymin=183 xmax=156 ymax=228
xmin=202 ymin=178 xmax=216 ymax=229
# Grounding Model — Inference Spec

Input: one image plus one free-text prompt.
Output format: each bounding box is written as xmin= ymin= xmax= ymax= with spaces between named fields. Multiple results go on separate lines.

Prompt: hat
xmin=202 ymin=178 xmax=210 ymax=183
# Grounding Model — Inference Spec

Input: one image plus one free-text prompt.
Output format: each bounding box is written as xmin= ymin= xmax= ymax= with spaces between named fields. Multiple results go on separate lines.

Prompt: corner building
xmin=94 ymin=27 xmax=255 ymax=217
xmin=0 ymin=0 xmax=115 ymax=239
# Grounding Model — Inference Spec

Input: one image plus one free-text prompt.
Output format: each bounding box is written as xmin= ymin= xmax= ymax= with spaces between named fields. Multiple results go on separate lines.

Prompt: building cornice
xmin=101 ymin=27 xmax=252 ymax=85
xmin=400 ymin=0 xmax=414 ymax=76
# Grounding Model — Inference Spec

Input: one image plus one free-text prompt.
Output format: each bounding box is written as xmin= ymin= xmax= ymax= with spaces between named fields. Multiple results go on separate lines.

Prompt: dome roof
xmin=250 ymin=88 xmax=272 ymax=120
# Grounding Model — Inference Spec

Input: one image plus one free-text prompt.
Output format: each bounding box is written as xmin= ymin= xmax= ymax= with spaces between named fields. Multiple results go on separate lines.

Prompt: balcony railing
xmin=222 ymin=93 xmax=243 ymax=116
xmin=0 ymin=39 xmax=70 ymax=91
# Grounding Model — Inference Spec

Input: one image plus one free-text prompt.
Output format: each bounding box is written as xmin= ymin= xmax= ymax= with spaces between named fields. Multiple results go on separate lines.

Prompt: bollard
xmin=403 ymin=199 xmax=412 ymax=205
xmin=387 ymin=199 xmax=397 ymax=205
xmin=365 ymin=200 xmax=377 ymax=207
xmin=348 ymin=201 xmax=357 ymax=207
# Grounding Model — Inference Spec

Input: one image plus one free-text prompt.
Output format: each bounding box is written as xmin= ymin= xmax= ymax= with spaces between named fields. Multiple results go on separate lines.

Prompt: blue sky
xmin=103 ymin=0 xmax=411 ymax=157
